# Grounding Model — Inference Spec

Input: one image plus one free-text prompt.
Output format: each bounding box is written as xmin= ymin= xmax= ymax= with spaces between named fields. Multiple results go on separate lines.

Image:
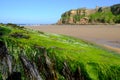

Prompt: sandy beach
xmin=26 ymin=25 xmax=120 ymax=53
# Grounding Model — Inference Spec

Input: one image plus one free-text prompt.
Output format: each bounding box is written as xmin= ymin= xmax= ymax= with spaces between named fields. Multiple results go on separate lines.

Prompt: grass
xmin=0 ymin=24 xmax=120 ymax=80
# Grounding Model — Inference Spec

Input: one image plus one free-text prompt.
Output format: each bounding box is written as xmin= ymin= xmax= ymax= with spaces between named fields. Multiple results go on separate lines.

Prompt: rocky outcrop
xmin=79 ymin=17 xmax=89 ymax=24
xmin=57 ymin=4 xmax=120 ymax=24
xmin=0 ymin=41 xmax=88 ymax=80
xmin=57 ymin=8 xmax=97 ymax=24
xmin=0 ymin=41 xmax=13 ymax=79
xmin=19 ymin=55 xmax=43 ymax=80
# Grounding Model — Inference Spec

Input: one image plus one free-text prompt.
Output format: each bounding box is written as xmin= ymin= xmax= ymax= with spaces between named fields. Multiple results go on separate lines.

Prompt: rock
xmin=0 ymin=41 xmax=8 ymax=58
xmin=37 ymin=55 xmax=44 ymax=73
xmin=79 ymin=17 xmax=89 ymax=24
xmin=43 ymin=48 xmax=58 ymax=80
xmin=57 ymin=4 xmax=120 ymax=24
xmin=19 ymin=54 xmax=43 ymax=80
xmin=6 ymin=72 xmax=21 ymax=80
xmin=62 ymin=61 xmax=72 ymax=80
xmin=57 ymin=8 xmax=95 ymax=24
xmin=74 ymin=67 xmax=85 ymax=80
xmin=57 ymin=19 xmax=63 ymax=24
xmin=68 ymin=17 xmax=74 ymax=24
xmin=0 ymin=41 xmax=12 ymax=74
xmin=70 ymin=10 xmax=77 ymax=16
xmin=0 ymin=41 xmax=13 ymax=80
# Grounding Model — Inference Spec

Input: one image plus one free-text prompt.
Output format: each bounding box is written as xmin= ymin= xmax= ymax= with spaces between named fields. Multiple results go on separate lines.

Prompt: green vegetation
xmin=0 ymin=24 xmax=120 ymax=80
xmin=89 ymin=11 xmax=116 ymax=23
xmin=59 ymin=4 xmax=120 ymax=24
xmin=111 ymin=4 xmax=120 ymax=15
xmin=61 ymin=13 xmax=70 ymax=23
xmin=73 ymin=14 xmax=85 ymax=21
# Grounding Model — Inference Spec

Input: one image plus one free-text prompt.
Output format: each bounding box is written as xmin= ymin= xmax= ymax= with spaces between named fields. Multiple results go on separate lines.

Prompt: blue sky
xmin=0 ymin=0 xmax=119 ymax=24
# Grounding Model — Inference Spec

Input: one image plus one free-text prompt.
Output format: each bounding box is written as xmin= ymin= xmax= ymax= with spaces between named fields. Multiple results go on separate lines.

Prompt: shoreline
xmin=103 ymin=45 xmax=120 ymax=53
xmin=26 ymin=25 xmax=120 ymax=53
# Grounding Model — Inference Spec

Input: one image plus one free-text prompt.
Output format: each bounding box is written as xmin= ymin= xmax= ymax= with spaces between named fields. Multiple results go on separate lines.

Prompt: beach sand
xmin=26 ymin=25 xmax=120 ymax=53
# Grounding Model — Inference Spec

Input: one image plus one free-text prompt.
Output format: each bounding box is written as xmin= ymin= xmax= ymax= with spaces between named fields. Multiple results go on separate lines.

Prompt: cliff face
xmin=58 ymin=8 xmax=97 ymax=24
xmin=57 ymin=4 xmax=120 ymax=24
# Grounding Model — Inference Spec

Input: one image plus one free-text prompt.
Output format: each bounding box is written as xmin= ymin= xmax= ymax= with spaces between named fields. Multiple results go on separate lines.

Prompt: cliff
xmin=57 ymin=4 xmax=120 ymax=24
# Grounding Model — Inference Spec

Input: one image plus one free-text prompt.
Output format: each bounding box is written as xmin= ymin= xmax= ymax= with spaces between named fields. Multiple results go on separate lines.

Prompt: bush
xmin=10 ymin=32 xmax=30 ymax=39
xmin=73 ymin=14 xmax=85 ymax=21
xmin=111 ymin=4 xmax=120 ymax=15
xmin=6 ymin=23 xmax=19 ymax=28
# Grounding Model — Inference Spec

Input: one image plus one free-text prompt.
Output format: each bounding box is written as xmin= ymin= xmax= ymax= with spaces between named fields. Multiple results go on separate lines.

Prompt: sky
xmin=0 ymin=0 xmax=119 ymax=24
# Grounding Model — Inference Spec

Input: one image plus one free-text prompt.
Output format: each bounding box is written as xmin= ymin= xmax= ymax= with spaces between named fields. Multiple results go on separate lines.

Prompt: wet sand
xmin=26 ymin=25 xmax=120 ymax=53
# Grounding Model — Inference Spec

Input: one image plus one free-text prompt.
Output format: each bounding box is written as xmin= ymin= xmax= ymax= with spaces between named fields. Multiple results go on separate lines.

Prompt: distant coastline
xmin=17 ymin=24 xmax=51 ymax=26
